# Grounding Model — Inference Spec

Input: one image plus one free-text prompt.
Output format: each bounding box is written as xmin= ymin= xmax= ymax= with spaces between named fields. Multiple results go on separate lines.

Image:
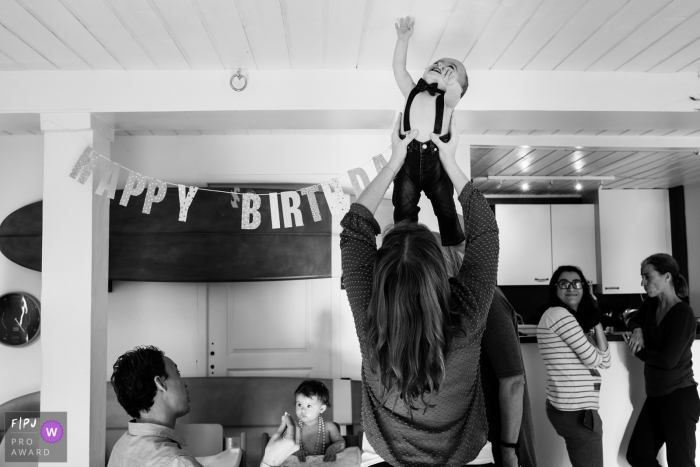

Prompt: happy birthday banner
xmin=68 ymin=146 xmax=391 ymax=229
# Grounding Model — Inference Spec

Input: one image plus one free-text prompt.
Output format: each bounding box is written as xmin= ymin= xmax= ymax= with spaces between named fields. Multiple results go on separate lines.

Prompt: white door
xmin=207 ymin=280 xmax=333 ymax=377
xmin=495 ymin=204 xmax=553 ymax=286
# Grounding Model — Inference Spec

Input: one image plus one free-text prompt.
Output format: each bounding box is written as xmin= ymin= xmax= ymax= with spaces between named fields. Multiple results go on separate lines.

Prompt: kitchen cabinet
xmin=596 ymin=189 xmax=671 ymax=294
xmin=495 ymin=204 xmax=596 ymax=286
xmin=551 ymin=204 xmax=597 ymax=283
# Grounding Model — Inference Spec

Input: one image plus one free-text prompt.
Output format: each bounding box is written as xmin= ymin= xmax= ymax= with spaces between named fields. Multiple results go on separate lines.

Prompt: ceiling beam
xmin=0 ymin=70 xmax=697 ymax=113
xmin=465 ymin=133 xmax=700 ymax=150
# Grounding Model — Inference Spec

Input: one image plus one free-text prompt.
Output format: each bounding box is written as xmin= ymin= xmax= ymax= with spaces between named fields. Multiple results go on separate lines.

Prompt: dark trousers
xmin=546 ymin=400 xmax=603 ymax=467
xmin=627 ymin=385 xmax=700 ymax=467
xmin=392 ymin=136 xmax=465 ymax=246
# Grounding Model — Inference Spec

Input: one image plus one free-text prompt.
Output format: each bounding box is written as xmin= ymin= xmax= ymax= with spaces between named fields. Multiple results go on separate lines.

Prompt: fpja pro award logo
xmin=4 ymin=412 xmax=67 ymax=462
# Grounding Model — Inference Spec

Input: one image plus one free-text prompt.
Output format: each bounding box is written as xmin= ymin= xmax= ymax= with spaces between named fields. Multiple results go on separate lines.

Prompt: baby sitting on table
xmin=292 ymin=380 xmax=345 ymax=463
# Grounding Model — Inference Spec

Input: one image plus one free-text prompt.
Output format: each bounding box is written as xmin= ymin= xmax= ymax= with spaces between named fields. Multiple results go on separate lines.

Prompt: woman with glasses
xmin=625 ymin=254 xmax=697 ymax=467
xmin=537 ymin=265 xmax=610 ymax=467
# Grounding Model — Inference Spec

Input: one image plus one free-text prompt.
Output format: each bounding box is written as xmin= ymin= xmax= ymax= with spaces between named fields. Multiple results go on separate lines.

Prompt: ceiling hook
xmin=230 ymin=69 xmax=248 ymax=92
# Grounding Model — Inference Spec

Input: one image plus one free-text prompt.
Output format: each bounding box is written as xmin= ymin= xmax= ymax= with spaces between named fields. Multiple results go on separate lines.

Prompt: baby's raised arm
xmin=393 ymin=17 xmax=415 ymax=99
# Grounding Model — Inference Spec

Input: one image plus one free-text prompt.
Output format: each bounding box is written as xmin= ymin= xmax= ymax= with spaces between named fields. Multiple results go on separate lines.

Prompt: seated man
xmin=109 ymin=345 xmax=299 ymax=467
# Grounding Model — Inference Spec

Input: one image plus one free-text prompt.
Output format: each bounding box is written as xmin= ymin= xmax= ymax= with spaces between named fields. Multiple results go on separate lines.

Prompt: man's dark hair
xmin=110 ymin=345 xmax=168 ymax=419
xmin=294 ymin=380 xmax=331 ymax=407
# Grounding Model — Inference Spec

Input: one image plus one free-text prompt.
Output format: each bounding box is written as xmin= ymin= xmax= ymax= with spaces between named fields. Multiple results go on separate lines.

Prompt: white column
xmin=39 ymin=113 xmax=113 ymax=467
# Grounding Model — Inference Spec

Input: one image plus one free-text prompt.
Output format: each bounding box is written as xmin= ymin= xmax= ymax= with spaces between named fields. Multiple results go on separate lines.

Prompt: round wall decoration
xmin=0 ymin=292 xmax=40 ymax=346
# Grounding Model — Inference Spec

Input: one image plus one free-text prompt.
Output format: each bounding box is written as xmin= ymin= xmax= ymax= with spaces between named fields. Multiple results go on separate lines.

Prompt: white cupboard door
xmin=495 ymin=205 xmax=553 ymax=286
xmin=551 ymin=205 xmax=597 ymax=283
xmin=598 ymin=189 xmax=671 ymax=294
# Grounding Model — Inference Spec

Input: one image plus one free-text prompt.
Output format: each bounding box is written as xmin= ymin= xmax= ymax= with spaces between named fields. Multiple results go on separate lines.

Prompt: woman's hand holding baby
xmin=357 ymin=112 xmax=417 ymax=215
xmin=429 ymin=115 xmax=469 ymax=194
xmin=388 ymin=113 xmax=418 ymax=172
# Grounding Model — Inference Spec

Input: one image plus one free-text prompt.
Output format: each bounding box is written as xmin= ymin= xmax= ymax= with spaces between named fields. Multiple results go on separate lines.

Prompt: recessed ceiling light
xmin=521 ymin=145 xmax=530 ymax=149
xmin=575 ymin=146 xmax=583 ymax=149
xmin=575 ymin=183 xmax=582 ymax=191
xmin=521 ymin=182 xmax=529 ymax=191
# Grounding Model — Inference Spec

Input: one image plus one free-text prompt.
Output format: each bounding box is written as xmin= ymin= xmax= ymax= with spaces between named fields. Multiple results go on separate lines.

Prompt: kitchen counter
xmin=520 ymin=332 xmax=700 ymax=343
xmin=521 ymin=340 xmax=700 ymax=466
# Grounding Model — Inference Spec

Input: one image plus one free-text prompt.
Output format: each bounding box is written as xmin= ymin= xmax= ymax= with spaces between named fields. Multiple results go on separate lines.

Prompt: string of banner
xmin=68 ymin=144 xmax=392 ymax=230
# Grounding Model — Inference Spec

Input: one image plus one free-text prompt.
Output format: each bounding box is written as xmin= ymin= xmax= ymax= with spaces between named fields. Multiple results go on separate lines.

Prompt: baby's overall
xmin=393 ymin=79 xmax=465 ymax=246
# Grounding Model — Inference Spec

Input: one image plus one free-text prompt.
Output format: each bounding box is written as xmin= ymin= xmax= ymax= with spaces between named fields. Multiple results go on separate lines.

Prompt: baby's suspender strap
xmin=403 ymin=86 xmax=421 ymax=132
xmin=434 ymin=93 xmax=444 ymax=135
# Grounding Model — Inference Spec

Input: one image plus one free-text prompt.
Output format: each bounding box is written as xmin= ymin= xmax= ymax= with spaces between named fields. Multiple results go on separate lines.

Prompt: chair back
xmin=175 ymin=423 xmax=224 ymax=457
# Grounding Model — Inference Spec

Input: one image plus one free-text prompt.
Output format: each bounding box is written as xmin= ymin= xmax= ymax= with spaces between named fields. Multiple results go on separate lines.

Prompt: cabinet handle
xmin=534 ymin=278 xmax=549 ymax=282
xmin=605 ymin=287 xmax=620 ymax=290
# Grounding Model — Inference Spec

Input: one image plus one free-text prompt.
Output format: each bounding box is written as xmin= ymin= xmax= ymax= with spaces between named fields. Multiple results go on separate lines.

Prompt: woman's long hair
xmin=641 ymin=253 xmax=688 ymax=298
xmin=366 ymin=221 xmax=463 ymax=410
xmin=546 ymin=265 xmax=601 ymax=334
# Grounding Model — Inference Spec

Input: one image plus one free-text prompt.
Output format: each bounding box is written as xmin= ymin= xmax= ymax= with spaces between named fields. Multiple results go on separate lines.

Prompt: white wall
xmin=2 ymin=132 xmax=395 ymax=405
xmin=686 ymin=181 xmax=700 ymax=312
xmin=0 ymin=136 xmax=43 ymax=406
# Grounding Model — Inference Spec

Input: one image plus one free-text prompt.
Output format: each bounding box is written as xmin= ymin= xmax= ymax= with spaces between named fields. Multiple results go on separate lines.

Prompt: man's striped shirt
xmin=537 ymin=307 xmax=611 ymax=411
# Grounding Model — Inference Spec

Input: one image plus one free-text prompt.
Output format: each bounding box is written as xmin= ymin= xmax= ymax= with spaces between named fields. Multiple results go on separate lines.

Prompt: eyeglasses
xmin=556 ymin=279 xmax=583 ymax=290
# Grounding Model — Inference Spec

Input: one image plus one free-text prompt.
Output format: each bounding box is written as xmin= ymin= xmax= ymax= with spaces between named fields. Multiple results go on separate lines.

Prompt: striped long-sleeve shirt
xmin=537 ymin=307 xmax=611 ymax=411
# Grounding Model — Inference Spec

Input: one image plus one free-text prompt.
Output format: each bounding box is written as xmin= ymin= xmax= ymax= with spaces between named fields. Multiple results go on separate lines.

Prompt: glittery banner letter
xmin=269 ymin=192 xmax=281 ymax=229
xmin=143 ymin=180 xmax=167 ymax=214
xmin=321 ymin=178 xmax=349 ymax=217
xmin=347 ymin=167 xmax=371 ymax=197
xmin=119 ymin=172 xmax=147 ymax=207
xmin=95 ymin=160 xmax=121 ymax=199
xmin=177 ymin=185 xmax=198 ymax=222
xmin=372 ymin=154 xmax=388 ymax=174
xmin=300 ymin=185 xmax=322 ymax=222
xmin=69 ymin=147 xmax=98 ymax=184
xmin=241 ymin=192 xmax=262 ymax=230
xmin=230 ymin=187 xmax=241 ymax=208
xmin=280 ymin=191 xmax=304 ymax=228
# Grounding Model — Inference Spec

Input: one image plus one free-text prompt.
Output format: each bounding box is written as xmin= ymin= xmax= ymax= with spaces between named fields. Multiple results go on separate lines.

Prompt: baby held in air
xmin=392 ymin=17 xmax=468 ymax=246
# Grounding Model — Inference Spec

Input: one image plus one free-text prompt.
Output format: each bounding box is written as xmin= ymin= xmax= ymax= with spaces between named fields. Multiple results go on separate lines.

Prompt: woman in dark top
xmin=340 ymin=115 xmax=499 ymax=467
xmin=625 ymin=253 xmax=698 ymax=467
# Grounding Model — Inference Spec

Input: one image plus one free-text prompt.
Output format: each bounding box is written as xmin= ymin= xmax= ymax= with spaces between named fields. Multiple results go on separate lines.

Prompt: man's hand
xmin=395 ymin=17 xmax=414 ymax=40
xmin=262 ymin=413 xmax=301 ymax=466
xmin=627 ymin=328 xmax=644 ymax=354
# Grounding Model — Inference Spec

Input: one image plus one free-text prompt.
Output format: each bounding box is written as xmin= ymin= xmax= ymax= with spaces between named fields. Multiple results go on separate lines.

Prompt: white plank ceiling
xmin=1 ymin=0 xmax=700 ymax=193
xmin=0 ymin=0 xmax=698 ymax=72
xmin=471 ymin=146 xmax=700 ymax=194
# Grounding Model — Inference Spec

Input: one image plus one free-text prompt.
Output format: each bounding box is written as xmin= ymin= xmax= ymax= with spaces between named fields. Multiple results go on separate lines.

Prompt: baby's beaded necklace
xmin=298 ymin=415 xmax=325 ymax=455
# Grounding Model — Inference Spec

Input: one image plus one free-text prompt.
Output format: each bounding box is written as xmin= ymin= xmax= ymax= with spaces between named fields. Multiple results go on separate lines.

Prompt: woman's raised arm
xmin=356 ymin=114 xmax=417 ymax=215
xmin=431 ymin=117 xmax=499 ymax=322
